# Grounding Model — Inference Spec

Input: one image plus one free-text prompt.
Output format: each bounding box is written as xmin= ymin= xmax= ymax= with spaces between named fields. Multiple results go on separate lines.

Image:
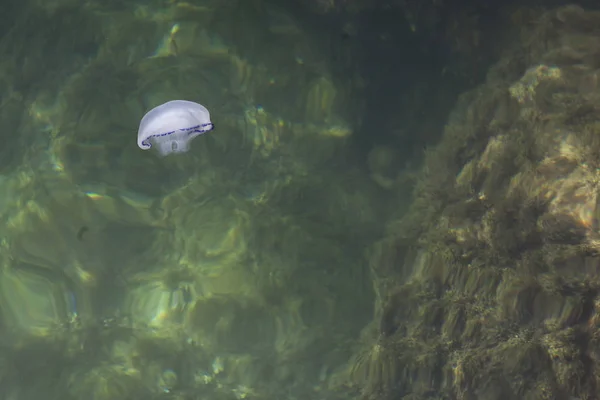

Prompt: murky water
xmin=0 ymin=1 xmax=389 ymax=399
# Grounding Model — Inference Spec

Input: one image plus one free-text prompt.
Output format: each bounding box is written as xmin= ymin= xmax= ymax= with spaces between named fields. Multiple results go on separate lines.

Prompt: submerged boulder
xmin=352 ymin=5 xmax=600 ymax=400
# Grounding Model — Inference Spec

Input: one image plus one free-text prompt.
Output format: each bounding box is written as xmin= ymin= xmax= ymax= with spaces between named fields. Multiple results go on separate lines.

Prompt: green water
xmin=0 ymin=1 xmax=397 ymax=399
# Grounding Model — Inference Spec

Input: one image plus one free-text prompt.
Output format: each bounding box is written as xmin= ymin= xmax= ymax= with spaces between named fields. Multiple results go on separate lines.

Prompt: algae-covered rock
xmin=348 ymin=5 xmax=600 ymax=400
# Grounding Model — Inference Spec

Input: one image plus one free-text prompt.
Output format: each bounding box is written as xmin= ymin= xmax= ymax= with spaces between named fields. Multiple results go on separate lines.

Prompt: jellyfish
xmin=137 ymin=100 xmax=214 ymax=156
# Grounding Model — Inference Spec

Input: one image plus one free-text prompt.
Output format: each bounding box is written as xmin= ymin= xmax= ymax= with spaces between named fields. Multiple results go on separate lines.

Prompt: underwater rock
xmin=353 ymin=5 xmax=600 ymax=400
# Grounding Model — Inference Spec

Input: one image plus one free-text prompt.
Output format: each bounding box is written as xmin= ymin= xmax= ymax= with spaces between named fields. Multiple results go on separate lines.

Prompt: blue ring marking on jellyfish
xmin=140 ymin=122 xmax=215 ymax=149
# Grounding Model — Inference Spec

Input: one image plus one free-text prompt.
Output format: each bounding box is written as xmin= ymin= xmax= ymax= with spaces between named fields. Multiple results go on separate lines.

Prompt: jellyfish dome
xmin=137 ymin=100 xmax=215 ymax=156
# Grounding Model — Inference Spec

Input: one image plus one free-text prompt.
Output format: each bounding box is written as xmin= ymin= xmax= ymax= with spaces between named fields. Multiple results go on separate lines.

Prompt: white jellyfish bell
xmin=137 ymin=100 xmax=215 ymax=156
